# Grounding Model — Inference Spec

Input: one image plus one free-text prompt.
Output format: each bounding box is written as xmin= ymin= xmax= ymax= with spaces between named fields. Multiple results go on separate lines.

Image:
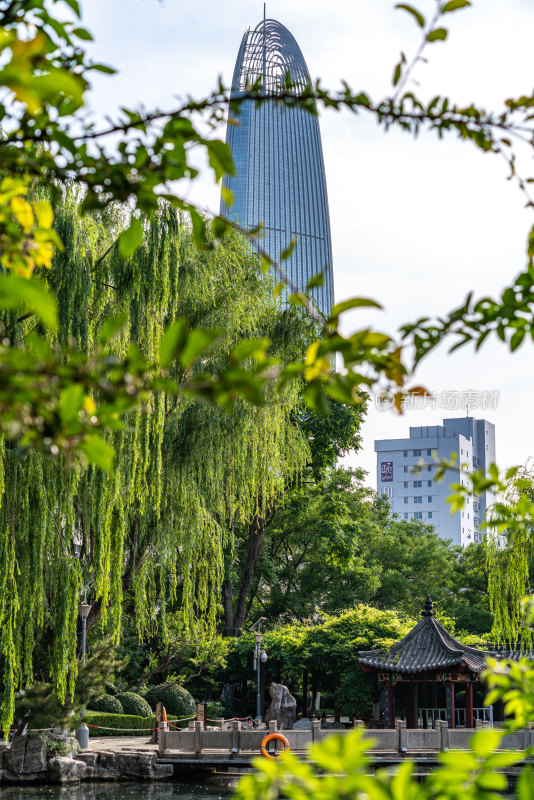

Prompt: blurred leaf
xmin=180 ymin=329 xmax=221 ymax=368
xmin=79 ymin=436 xmax=115 ymax=472
xmin=59 ymin=383 xmax=84 ymax=425
xmin=281 ymin=237 xmax=297 ymax=261
xmin=119 ymin=217 xmax=143 ymax=258
xmin=441 ymin=0 xmax=471 ymax=12
xmin=329 ymin=297 xmax=382 ymax=323
xmin=159 ymin=318 xmax=188 ymax=368
xmin=99 ymin=314 xmax=127 ymax=346
xmin=71 ymin=27 xmax=93 ymax=41
xmin=306 ymin=272 xmax=324 ymax=290
xmin=0 ymin=275 xmax=57 ymax=330
xmin=395 ymin=3 xmax=425 ymax=27
xmin=427 ymin=28 xmax=448 ymax=41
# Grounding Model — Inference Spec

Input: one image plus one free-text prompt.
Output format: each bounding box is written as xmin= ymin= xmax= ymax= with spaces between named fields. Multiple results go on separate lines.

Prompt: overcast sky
xmin=82 ymin=0 xmax=534 ymax=486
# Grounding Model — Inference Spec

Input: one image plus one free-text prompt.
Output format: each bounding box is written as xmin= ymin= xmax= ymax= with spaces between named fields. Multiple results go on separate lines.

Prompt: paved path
xmin=87 ymin=736 xmax=157 ymax=752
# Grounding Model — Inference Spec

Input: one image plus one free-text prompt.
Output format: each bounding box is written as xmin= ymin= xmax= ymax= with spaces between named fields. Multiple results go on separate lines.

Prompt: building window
xmin=404 ymin=466 xmax=408 ymax=473
xmin=427 ymin=465 xmax=432 ymax=472
xmin=414 ymin=512 xmax=422 ymax=519
xmin=461 ymin=449 xmax=463 ymax=455
xmin=403 ymin=481 xmax=408 ymax=488
xmin=427 ymin=449 xmax=432 ymax=456
xmin=428 ymin=512 xmax=433 ymax=519
xmin=404 ymin=497 xmax=408 ymax=504
xmin=404 ymin=513 xmax=408 ymax=519
xmin=428 ymin=496 xmax=432 ymax=502
xmin=403 ymin=450 xmax=408 ymax=457
xmin=427 ymin=480 xmax=432 ymax=487
xmin=414 ymin=496 xmax=422 ymax=504
xmin=413 ymin=449 xmax=422 ymax=456
xmin=414 ymin=480 xmax=422 ymax=487
xmin=474 ymin=517 xmax=480 ymax=526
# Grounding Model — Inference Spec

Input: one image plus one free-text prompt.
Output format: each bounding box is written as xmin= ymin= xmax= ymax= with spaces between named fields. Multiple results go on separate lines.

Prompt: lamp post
xmin=250 ymin=617 xmax=267 ymax=723
xmin=76 ymin=586 xmax=92 ymax=750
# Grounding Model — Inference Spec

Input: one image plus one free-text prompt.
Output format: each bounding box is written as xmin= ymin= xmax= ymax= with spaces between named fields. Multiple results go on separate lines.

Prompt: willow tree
xmin=0 ymin=192 xmax=312 ymax=732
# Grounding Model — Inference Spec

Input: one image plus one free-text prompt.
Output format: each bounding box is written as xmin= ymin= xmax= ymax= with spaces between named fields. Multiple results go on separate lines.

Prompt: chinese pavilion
xmin=359 ymin=596 xmax=494 ymax=729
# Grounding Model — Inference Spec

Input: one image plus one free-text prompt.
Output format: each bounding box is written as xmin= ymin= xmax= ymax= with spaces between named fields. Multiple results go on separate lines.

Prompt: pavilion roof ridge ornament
xmin=421 ymin=595 xmax=435 ymax=617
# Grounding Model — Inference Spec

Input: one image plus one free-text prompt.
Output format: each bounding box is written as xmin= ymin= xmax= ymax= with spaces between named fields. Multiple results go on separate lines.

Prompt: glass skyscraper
xmin=220 ymin=17 xmax=334 ymax=316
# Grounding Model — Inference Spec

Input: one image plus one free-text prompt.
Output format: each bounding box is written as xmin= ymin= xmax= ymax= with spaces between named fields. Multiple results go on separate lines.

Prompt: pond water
xmin=0 ymin=784 xmax=230 ymax=800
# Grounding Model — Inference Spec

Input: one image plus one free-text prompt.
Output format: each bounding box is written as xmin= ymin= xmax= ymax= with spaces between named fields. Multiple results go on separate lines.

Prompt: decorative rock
xmin=47 ymin=756 xmax=87 ymax=783
xmin=265 ymin=683 xmax=297 ymax=730
xmin=293 ymin=717 xmax=313 ymax=730
xmin=116 ymin=752 xmax=157 ymax=778
xmin=4 ymin=736 xmax=26 ymax=775
xmin=75 ymin=751 xmax=98 ymax=767
xmin=154 ymin=762 xmax=174 ymax=779
xmin=23 ymin=736 xmax=47 ymax=773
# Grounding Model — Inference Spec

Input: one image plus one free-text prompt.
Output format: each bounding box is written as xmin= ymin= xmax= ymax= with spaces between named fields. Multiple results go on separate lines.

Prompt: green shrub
xmin=144 ymin=684 xmax=195 ymax=717
xmin=87 ymin=694 xmax=123 ymax=714
xmin=207 ymin=701 xmax=225 ymax=720
xmin=85 ymin=711 xmax=156 ymax=737
xmin=115 ymin=692 xmax=152 ymax=717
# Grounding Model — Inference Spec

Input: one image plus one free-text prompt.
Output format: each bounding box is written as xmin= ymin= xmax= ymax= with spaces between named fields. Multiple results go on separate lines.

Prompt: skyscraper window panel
xmin=221 ymin=17 xmax=334 ymax=315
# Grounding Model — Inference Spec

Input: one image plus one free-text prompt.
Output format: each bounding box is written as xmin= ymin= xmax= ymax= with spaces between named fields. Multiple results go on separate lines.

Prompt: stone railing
xmin=159 ymin=718 xmax=534 ymax=758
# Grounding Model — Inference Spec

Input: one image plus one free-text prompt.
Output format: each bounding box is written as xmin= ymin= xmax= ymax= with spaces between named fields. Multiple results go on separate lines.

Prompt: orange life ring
xmin=260 ymin=732 xmax=291 ymax=759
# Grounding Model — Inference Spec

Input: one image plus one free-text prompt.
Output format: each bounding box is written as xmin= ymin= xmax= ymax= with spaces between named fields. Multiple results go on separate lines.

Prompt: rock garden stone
xmin=264 ymin=682 xmax=297 ymax=730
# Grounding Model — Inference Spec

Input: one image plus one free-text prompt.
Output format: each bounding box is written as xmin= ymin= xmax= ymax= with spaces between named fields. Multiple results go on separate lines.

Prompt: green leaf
xmin=159 ymin=318 xmax=188 ymax=368
xmin=64 ymin=0 xmax=81 ymax=16
xmin=72 ymin=27 xmax=93 ymax=41
xmin=180 ymin=329 xmax=221 ymax=368
xmin=395 ymin=3 xmax=426 ymax=27
xmin=518 ymin=765 xmax=534 ymax=800
xmin=98 ymin=314 xmax=127 ymax=346
xmin=90 ymin=63 xmax=116 ymax=75
xmin=306 ymin=272 xmax=324 ymax=290
xmin=281 ymin=237 xmax=297 ymax=261
xmin=79 ymin=435 xmax=115 ymax=472
xmin=189 ymin=208 xmax=206 ymax=247
xmin=221 ymin=185 xmax=234 ymax=207
xmin=0 ymin=275 xmax=58 ymax=330
xmin=393 ymin=62 xmax=402 ymax=86
xmin=59 ymin=384 xmax=84 ymax=426
xmin=441 ymin=0 xmax=471 ymax=13
xmin=231 ymin=338 xmax=270 ymax=363
xmin=206 ymin=140 xmax=235 ymax=181
xmin=427 ymin=28 xmax=448 ymax=41
xmin=470 ymin=729 xmax=504 ymax=758
xmin=510 ymin=328 xmax=526 ymax=351
xmin=328 ymin=297 xmax=382 ymax=323
xmin=119 ymin=217 xmax=143 ymax=258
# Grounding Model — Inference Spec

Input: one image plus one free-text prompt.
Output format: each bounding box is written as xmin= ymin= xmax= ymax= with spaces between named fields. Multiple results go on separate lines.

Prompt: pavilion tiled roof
xmin=358 ymin=596 xmax=495 ymax=674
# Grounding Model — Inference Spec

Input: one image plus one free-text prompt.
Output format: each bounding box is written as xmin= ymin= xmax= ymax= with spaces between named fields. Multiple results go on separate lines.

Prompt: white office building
xmin=375 ymin=417 xmax=496 ymax=547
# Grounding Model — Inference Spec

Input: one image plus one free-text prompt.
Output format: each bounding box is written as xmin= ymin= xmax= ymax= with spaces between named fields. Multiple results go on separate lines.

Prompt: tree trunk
xmin=222 ymin=581 xmax=237 ymax=636
xmin=302 ymin=670 xmax=309 ymax=716
xmin=233 ymin=505 xmax=273 ymax=634
xmin=334 ymin=674 xmax=341 ymax=723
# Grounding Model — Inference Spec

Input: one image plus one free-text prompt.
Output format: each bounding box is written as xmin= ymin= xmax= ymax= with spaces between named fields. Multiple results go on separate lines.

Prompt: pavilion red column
xmin=466 ymin=681 xmax=474 ymax=729
xmin=446 ymin=682 xmax=455 ymax=729
xmin=383 ymin=682 xmax=395 ymax=729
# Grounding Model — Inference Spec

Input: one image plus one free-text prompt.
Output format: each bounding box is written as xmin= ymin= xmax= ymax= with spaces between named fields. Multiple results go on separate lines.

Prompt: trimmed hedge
xmin=144 ymin=684 xmax=195 ymax=717
xmin=87 ymin=694 xmax=124 ymax=714
xmin=115 ymin=692 xmax=152 ymax=717
xmin=85 ymin=711 xmax=156 ymax=737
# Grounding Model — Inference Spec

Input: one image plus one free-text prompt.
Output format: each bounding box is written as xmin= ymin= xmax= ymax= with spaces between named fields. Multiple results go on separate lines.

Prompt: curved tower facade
xmin=220 ymin=18 xmax=334 ymax=315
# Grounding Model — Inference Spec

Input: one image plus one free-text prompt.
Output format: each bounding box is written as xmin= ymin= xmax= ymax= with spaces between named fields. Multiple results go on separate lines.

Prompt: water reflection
xmin=0 ymin=784 xmax=229 ymax=800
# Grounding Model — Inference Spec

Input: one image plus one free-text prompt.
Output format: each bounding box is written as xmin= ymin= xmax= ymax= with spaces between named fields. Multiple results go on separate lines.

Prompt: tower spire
xmin=262 ymin=3 xmax=267 ymax=93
